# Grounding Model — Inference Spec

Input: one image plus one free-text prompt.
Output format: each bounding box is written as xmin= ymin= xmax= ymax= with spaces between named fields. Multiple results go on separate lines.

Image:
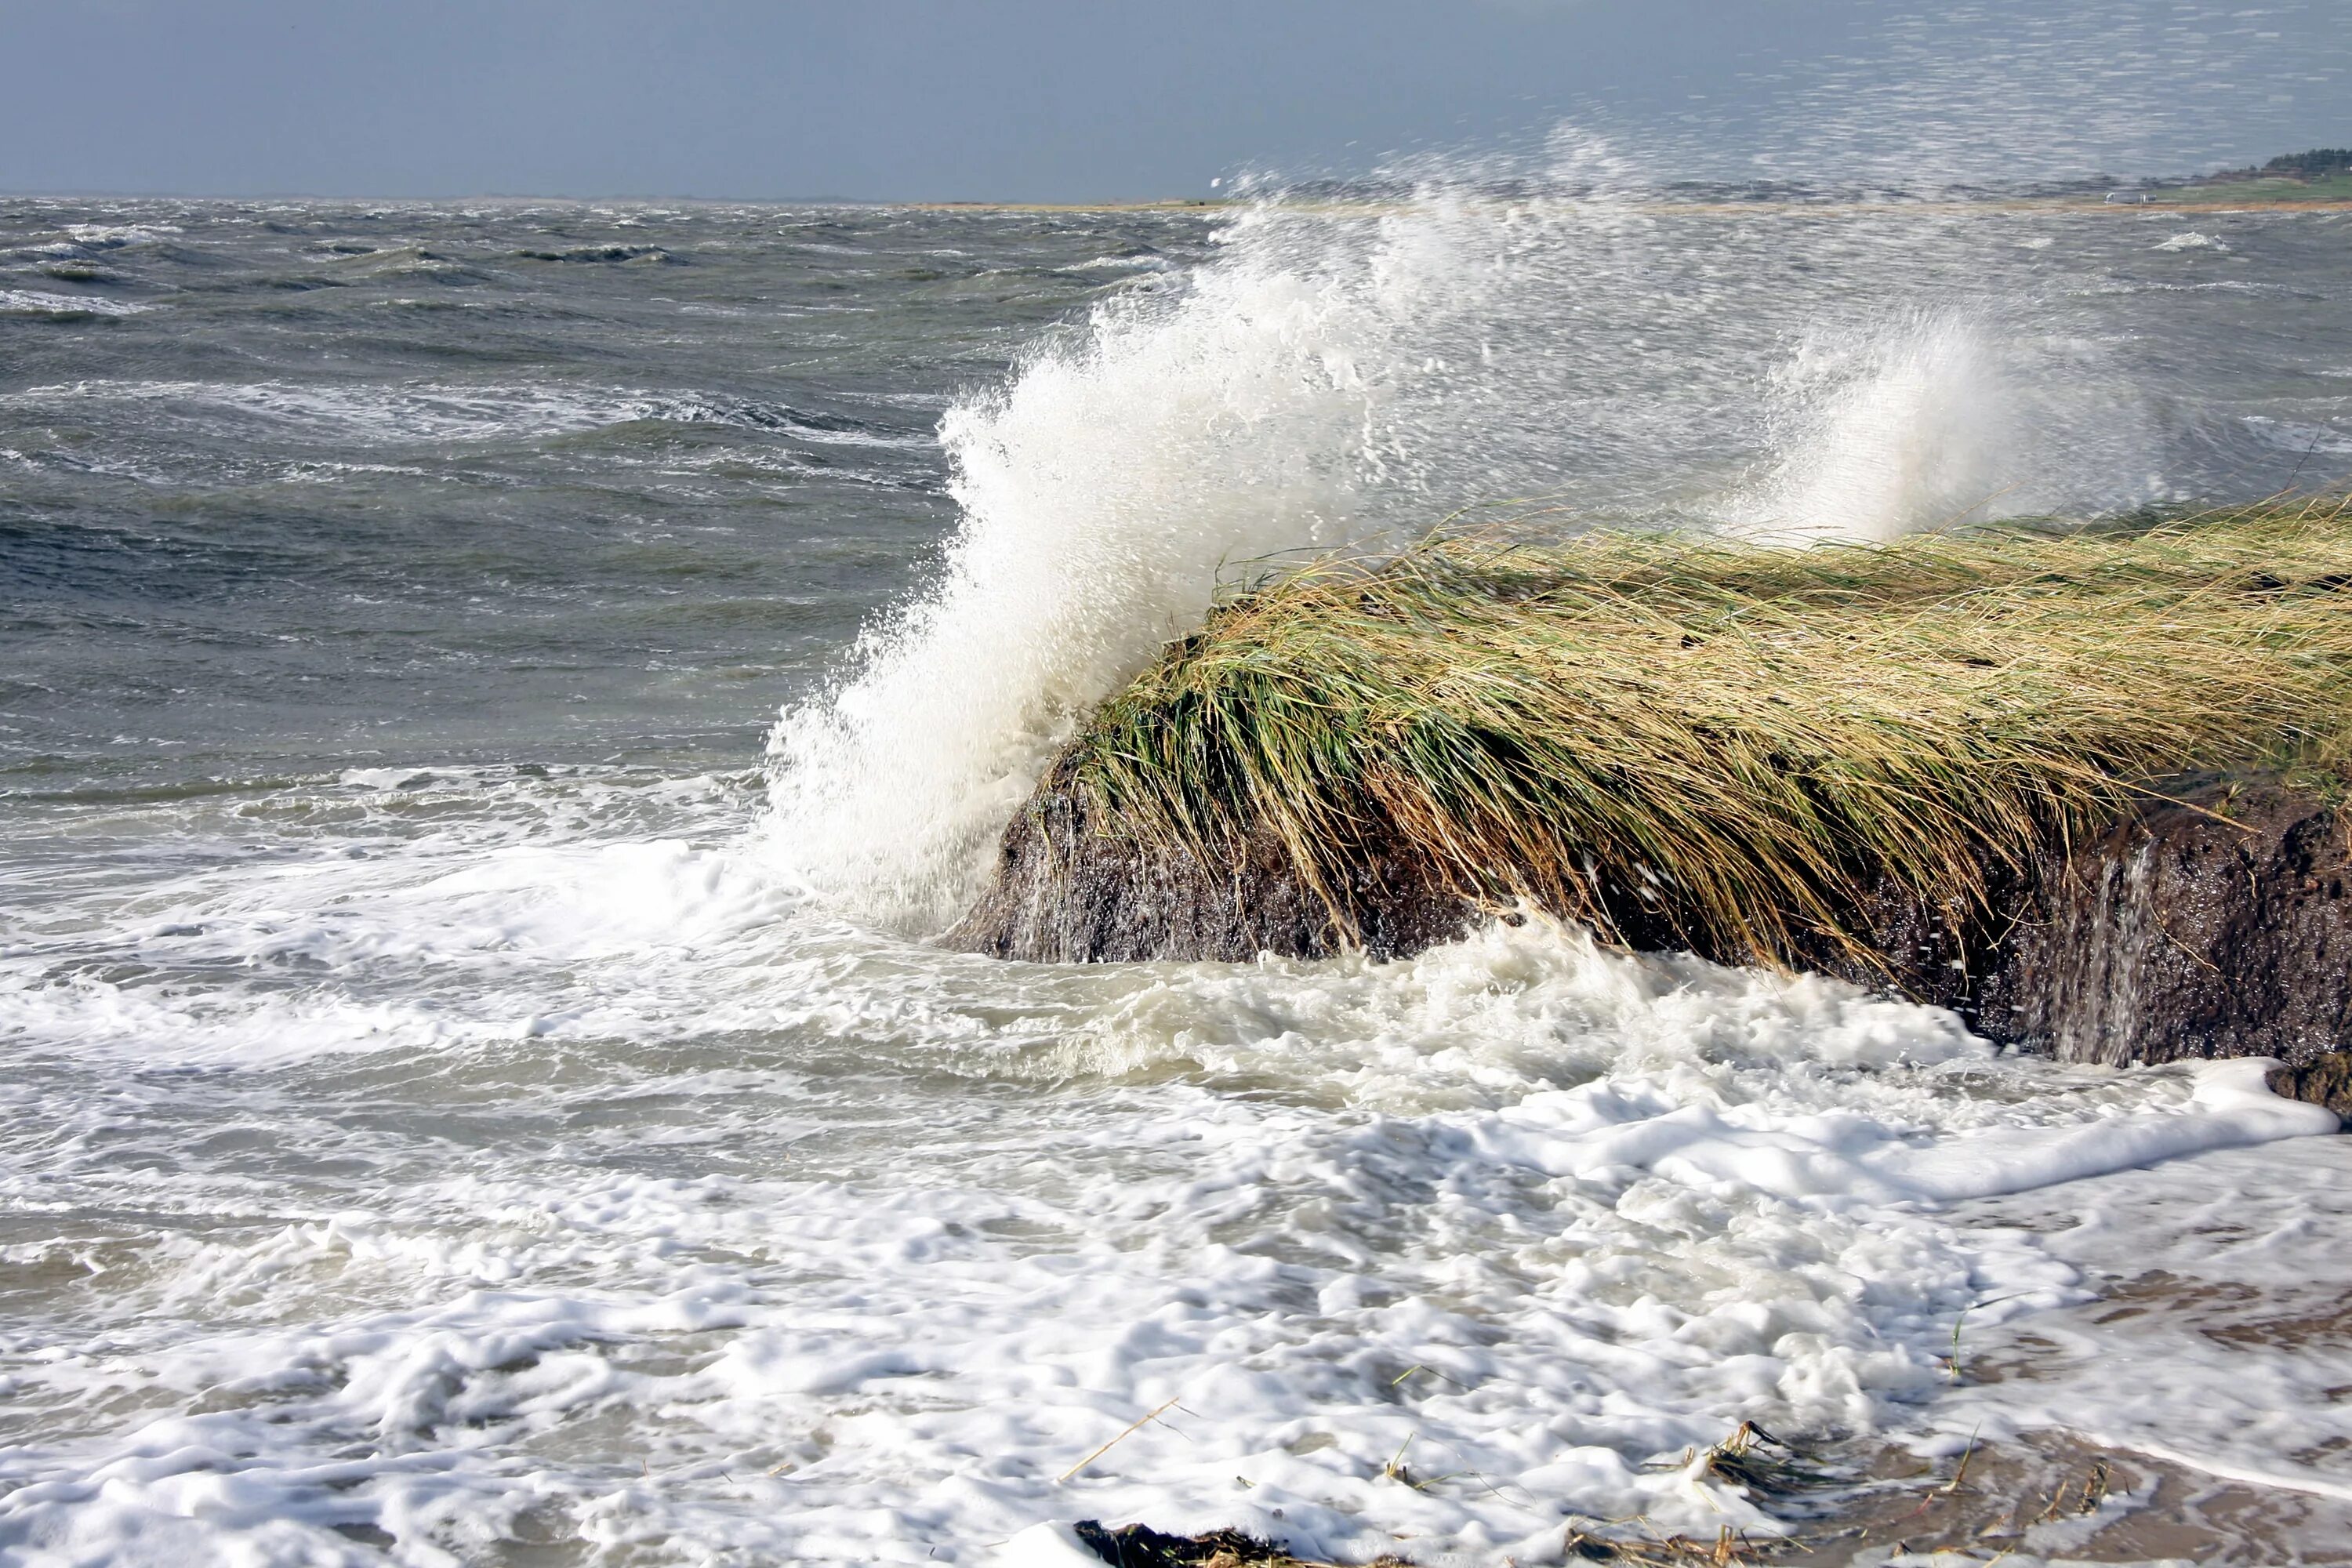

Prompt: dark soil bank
xmin=949 ymin=771 xmax=2352 ymax=1114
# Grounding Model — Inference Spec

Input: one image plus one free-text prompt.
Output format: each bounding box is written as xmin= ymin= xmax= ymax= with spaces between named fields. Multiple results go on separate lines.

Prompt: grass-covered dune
xmin=951 ymin=498 xmax=2352 ymax=1099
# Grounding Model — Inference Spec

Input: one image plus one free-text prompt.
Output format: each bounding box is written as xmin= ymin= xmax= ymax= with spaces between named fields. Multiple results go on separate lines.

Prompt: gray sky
xmin=2 ymin=1 xmax=2345 ymax=201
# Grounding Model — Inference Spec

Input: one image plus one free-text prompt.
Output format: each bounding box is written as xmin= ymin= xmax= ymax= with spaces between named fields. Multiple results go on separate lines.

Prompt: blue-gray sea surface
xmin=3 ymin=196 xmax=2350 ymax=1566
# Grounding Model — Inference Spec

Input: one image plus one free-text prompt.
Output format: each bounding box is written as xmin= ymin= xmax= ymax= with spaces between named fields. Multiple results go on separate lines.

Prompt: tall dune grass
xmin=1065 ymin=497 xmax=2352 ymax=967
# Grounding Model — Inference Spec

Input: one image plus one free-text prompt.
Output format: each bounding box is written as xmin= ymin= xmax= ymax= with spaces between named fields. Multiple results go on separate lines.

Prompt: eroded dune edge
xmin=953 ymin=498 xmax=2352 ymax=1113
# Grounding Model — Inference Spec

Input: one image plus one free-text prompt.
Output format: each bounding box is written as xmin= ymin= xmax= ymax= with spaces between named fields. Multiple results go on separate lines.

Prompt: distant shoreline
xmin=4 ymin=190 xmax=2343 ymax=216
xmin=898 ymin=195 xmax=2352 ymax=216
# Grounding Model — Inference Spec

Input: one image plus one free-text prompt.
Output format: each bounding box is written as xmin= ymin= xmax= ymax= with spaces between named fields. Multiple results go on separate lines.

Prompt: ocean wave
xmin=0 ymin=288 xmax=153 ymax=318
xmin=1066 ymin=252 xmax=1174 ymax=273
xmin=2075 ymin=278 xmax=2295 ymax=299
xmin=0 ymin=378 xmax=914 ymax=448
xmin=326 ymin=244 xmax=497 ymax=281
xmin=514 ymin=243 xmax=682 ymax=264
xmin=36 ymin=259 xmax=119 ymax=284
xmin=638 ymin=394 xmax=923 ymax=445
xmin=768 ymin=158 xmax=2166 ymax=932
xmin=2241 ymin=415 xmax=2352 ymax=455
xmin=60 ymin=222 xmax=181 ymax=249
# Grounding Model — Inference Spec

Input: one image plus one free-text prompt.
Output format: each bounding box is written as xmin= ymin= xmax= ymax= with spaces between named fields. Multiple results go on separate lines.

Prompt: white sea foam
xmin=2154 ymin=230 xmax=2228 ymax=252
xmin=1925 ymin=1134 xmax=2352 ymax=1512
xmin=0 ymin=855 xmax=2336 ymax=1566
xmin=2 ymin=752 xmax=2339 ymax=1567
xmin=0 ymin=378 xmax=625 ymax=442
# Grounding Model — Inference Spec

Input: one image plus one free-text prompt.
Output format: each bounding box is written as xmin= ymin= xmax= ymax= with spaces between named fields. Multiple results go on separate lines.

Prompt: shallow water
xmin=3 ymin=192 xmax=2350 ymax=1566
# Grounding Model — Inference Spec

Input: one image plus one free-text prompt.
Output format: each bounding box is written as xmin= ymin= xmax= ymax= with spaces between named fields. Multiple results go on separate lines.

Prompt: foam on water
xmin=1 ymin=756 xmax=2339 ymax=1566
xmin=5 ymin=750 xmax=2341 ymax=1568
xmin=0 ymin=850 xmax=2339 ymax=1566
xmin=1916 ymin=1137 xmax=2352 ymax=1515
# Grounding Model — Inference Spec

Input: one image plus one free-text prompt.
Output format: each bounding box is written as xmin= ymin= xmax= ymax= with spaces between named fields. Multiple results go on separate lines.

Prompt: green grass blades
xmin=1064 ymin=496 xmax=2352 ymax=968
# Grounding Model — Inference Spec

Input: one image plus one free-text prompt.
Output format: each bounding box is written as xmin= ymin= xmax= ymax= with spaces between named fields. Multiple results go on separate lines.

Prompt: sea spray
xmin=764 ymin=204 xmax=1395 ymax=930
xmin=1739 ymin=306 xmax=2161 ymax=540
xmin=768 ymin=151 xmax=2166 ymax=928
xmin=766 ymin=149 xmax=1665 ymax=929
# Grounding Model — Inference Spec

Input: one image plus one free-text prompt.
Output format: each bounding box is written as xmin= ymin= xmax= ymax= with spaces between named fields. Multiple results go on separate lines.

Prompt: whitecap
xmin=61 ymin=222 xmax=180 ymax=249
xmin=0 ymin=289 xmax=152 ymax=318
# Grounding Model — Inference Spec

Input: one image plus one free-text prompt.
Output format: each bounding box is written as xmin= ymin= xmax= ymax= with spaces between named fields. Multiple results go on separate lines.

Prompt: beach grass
xmin=2153 ymin=172 xmax=2352 ymax=205
xmin=1064 ymin=495 xmax=2352 ymax=970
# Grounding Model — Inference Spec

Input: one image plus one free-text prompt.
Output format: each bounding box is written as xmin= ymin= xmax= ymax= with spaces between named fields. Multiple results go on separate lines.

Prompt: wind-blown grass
xmin=1066 ymin=496 xmax=2352 ymax=968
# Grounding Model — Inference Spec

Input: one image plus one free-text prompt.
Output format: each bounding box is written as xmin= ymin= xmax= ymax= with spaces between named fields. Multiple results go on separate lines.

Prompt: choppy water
xmin=4 ymin=190 xmax=2351 ymax=1567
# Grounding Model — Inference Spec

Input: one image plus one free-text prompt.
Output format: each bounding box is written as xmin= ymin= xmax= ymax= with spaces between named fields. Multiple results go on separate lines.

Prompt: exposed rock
xmin=1974 ymin=782 xmax=2352 ymax=1086
xmin=2273 ymin=1051 xmax=2352 ymax=1116
xmin=946 ymin=771 xmax=2352 ymax=1116
xmin=944 ymin=755 xmax=1467 ymax=967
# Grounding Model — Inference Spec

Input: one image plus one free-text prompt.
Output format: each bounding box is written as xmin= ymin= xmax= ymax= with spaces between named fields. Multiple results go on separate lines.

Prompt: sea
xmin=4 ymin=180 xmax=2352 ymax=1566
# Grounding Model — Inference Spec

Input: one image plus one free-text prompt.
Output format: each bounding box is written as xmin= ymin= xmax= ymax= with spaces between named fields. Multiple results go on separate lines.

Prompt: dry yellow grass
xmin=1071 ymin=496 xmax=2352 ymax=967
